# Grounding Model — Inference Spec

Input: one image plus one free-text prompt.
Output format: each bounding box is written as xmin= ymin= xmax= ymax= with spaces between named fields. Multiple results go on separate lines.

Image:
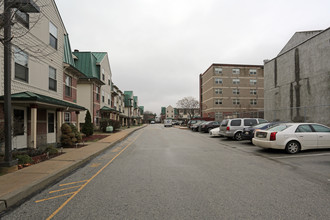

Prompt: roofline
xmin=200 ymin=63 xmax=264 ymax=77
xmin=265 ymin=27 xmax=330 ymax=64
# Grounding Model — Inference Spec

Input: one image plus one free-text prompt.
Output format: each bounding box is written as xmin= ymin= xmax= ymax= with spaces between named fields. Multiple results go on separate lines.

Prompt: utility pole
xmin=2 ymin=0 xmax=16 ymax=167
xmin=0 ymin=0 xmax=40 ymax=171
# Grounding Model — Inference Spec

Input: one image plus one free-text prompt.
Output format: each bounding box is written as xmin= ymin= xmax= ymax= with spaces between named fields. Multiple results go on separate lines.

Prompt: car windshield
xmin=267 ymin=124 xmax=291 ymax=132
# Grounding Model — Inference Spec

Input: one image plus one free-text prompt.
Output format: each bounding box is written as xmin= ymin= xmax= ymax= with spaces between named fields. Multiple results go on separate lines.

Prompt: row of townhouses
xmin=200 ymin=28 xmax=330 ymax=125
xmin=0 ymin=0 xmax=143 ymax=150
xmin=160 ymin=106 xmax=200 ymax=122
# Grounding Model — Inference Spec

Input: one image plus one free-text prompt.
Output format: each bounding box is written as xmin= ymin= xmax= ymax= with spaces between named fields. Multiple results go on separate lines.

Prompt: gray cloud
xmin=56 ymin=0 xmax=330 ymax=115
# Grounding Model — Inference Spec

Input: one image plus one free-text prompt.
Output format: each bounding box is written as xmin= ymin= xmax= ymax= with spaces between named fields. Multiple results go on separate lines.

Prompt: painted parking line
xmin=35 ymin=192 xmax=75 ymax=203
xmin=271 ymin=152 xmax=330 ymax=159
xmin=59 ymin=180 xmax=87 ymax=187
xmin=46 ymin=130 xmax=144 ymax=220
xmin=49 ymin=185 xmax=82 ymax=194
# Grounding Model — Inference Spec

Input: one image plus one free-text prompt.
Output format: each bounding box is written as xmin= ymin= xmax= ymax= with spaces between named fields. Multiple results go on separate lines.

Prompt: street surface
xmin=2 ymin=124 xmax=330 ymax=219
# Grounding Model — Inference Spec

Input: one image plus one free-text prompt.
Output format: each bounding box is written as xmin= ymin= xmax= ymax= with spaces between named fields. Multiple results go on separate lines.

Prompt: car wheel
xmin=285 ymin=141 xmax=300 ymax=154
xmin=234 ymin=132 xmax=243 ymax=141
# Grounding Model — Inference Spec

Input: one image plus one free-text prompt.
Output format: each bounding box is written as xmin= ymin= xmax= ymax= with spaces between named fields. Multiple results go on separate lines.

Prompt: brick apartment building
xmin=199 ymin=64 xmax=265 ymax=121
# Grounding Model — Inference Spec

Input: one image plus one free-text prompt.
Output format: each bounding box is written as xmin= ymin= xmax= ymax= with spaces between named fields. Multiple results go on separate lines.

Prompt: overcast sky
xmin=56 ymin=0 xmax=329 ymax=115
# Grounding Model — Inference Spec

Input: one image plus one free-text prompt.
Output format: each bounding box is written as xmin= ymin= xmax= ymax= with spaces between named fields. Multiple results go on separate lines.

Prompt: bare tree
xmin=176 ymin=97 xmax=199 ymax=119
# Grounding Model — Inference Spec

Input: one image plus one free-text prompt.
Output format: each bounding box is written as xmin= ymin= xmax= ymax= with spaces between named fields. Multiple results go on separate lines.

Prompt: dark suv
xmin=199 ymin=121 xmax=220 ymax=133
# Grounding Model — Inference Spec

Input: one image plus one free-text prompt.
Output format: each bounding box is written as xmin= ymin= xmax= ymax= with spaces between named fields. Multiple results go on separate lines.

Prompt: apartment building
xmin=200 ymin=64 xmax=264 ymax=121
xmin=264 ymin=28 xmax=330 ymax=125
xmin=177 ymin=108 xmax=200 ymax=120
xmin=72 ymin=51 xmax=113 ymax=128
xmin=0 ymin=0 xmax=85 ymax=149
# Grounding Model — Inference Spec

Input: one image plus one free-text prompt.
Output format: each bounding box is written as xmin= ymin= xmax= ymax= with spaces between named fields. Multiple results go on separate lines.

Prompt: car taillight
xmin=226 ymin=126 xmax=230 ymax=131
xmin=270 ymin=132 xmax=277 ymax=141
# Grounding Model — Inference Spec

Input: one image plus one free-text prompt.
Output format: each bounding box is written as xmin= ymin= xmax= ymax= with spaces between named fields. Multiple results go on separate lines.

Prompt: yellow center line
xmin=49 ymin=185 xmax=83 ymax=194
xmin=46 ymin=131 xmax=143 ymax=220
xmin=59 ymin=180 xmax=88 ymax=187
xmin=35 ymin=192 xmax=75 ymax=203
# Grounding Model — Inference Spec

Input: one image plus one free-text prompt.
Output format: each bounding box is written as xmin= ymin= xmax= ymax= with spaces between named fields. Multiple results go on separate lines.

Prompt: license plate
xmin=257 ymin=133 xmax=266 ymax=138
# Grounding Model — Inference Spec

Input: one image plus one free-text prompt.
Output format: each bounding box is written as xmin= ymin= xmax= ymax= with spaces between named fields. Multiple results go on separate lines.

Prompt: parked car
xmin=252 ymin=123 xmax=330 ymax=154
xmin=188 ymin=120 xmax=202 ymax=129
xmin=199 ymin=121 xmax=220 ymax=133
xmin=209 ymin=127 xmax=221 ymax=137
xmin=242 ymin=122 xmax=282 ymax=141
xmin=219 ymin=118 xmax=268 ymax=141
xmin=191 ymin=121 xmax=205 ymax=132
xmin=150 ymin=120 xmax=155 ymax=124
xmin=164 ymin=119 xmax=172 ymax=127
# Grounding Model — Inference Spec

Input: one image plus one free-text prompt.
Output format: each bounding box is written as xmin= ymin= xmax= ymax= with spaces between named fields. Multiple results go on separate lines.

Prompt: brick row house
xmin=0 ymin=0 xmax=143 ymax=150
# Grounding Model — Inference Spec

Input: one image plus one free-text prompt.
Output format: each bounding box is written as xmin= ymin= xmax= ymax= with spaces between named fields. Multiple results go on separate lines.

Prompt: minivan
xmin=219 ymin=118 xmax=268 ymax=140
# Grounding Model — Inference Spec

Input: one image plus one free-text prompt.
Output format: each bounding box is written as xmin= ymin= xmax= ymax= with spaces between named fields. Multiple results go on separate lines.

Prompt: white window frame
xmin=232 ymin=79 xmax=240 ymax=84
xmin=250 ymin=79 xmax=257 ymax=85
xmin=250 ymin=99 xmax=257 ymax=105
xmin=14 ymin=46 xmax=29 ymax=83
xmin=249 ymin=69 xmax=257 ymax=75
xmin=232 ymin=99 xmax=240 ymax=105
xmin=49 ymin=22 xmax=58 ymax=49
xmin=214 ymin=67 xmax=222 ymax=74
xmin=215 ymin=88 xmax=222 ymax=94
xmin=49 ymin=66 xmax=57 ymax=91
xmin=64 ymin=112 xmax=71 ymax=123
xmin=215 ymin=78 xmax=223 ymax=84
xmin=232 ymin=68 xmax=240 ymax=74
xmin=232 ymin=88 xmax=240 ymax=95
xmin=215 ymin=99 xmax=222 ymax=105
xmin=250 ymin=89 xmax=257 ymax=95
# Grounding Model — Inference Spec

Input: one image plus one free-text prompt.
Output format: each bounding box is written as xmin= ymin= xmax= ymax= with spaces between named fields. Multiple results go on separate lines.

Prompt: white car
xmin=209 ymin=127 xmax=221 ymax=137
xmin=252 ymin=123 xmax=330 ymax=154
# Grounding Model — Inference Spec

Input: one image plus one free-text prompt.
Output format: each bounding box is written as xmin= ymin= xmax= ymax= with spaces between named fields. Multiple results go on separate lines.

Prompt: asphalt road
xmin=2 ymin=124 xmax=330 ymax=219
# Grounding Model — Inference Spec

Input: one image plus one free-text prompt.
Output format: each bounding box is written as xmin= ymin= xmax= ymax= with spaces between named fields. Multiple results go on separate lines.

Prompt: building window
xmin=49 ymin=22 xmax=58 ymax=49
xmin=215 ymin=88 xmax=222 ymax=94
xmin=14 ymin=47 xmax=29 ymax=82
xmin=102 ymin=91 xmax=105 ymax=103
xmin=232 ymin=68 xmax=240 ymax=74
xmin=233 ymin=99 xmax=240 ymax=105
xmin=108 ymin=79 xmax=111 ymax=86
xmin=64 ymin=112 xmax=71 ymax=123
xmin=250 ymin=89 xmax=257 ymax=95
xmin=215 ymin=78 xmax=223 ymax=84
xmin=250 ymin=79 xmax=257 ymax=85
xmin=249 ymin=69 xmax=257 ymax=75
xmin=215 ymin=112 xmax=222 ymax=120
xmin=250 ymin=99 xmax=257 ymax=105
xmin=232 ymin=79 xmax=240 ymax=84
xmin=15 ymin=10 xmax=29 ymax=29
xmin=215 ymin=99 xmax=222 ymax=105
xmin=48 ymin=113 xmax=55 ymax=133
xmin=65 ymin=75 xmax=72 ymax=97
xmin=49 ymin=66 xmax=57 ymax=91
xmin=214 ymin=67 xmax=222 ymax=74
xmin=96 ymin=86 xmax=100 ymax=101
xmin=233 ymin=88 xmax=240 ymax=95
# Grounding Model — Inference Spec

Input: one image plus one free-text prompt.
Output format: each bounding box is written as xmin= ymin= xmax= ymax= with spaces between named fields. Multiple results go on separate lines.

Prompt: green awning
xmin=100 ymin=106 xmax=119 ymax=113
xmin=0 ymin=91 xmax=86 ymax=111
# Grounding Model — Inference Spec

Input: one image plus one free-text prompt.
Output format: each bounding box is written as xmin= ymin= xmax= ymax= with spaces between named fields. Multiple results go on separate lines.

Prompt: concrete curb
xmin=0 ymin=125 xmax=147 ymax=213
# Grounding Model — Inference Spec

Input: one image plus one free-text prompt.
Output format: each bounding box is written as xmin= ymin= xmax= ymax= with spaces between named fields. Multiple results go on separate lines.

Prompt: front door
xmin=47 ymin=111 xmax=56 ymax=143
xmin=13 ymin=107 xmax=27 ymax=149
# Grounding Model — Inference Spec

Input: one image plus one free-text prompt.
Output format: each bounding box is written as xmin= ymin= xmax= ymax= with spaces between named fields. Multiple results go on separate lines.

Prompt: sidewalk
xmin=0 ymin=125 xmax=146 ymax=213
